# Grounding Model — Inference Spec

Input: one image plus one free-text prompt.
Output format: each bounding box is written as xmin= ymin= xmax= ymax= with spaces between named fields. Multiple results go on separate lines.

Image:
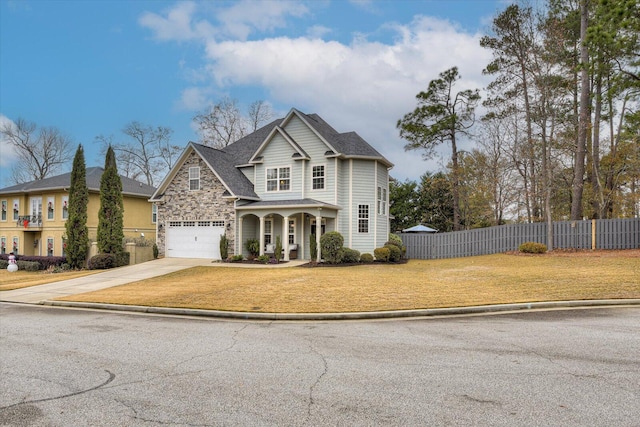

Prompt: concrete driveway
xmin=0 ymin=258 xmax=213 ymax=304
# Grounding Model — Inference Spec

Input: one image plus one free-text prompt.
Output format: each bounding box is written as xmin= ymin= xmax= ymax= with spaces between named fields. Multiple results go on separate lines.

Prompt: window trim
xmin=152 ymin=204 xmax=157 ymax=224
xmin=377 ymin=186 xmax=387 ymax=216
xmin=358 ymin=204 xmax=369 ymax=233
xmin=265 ymin=166 xmax=291 ymax=192
xmin=189 ymin=166 xmax=200 ymax=191
xmin=1 ymin=200 xmax=7 ymax=222
xmin=288 ymin=218 xmax=296 ymax=245
xmin=264 ymin=218 xmax=273 ymax=244
xmin=61 ymin=196 xmax=69 ymax=220
xmin=47 ymin=237 xmax=54 ymax=257
xmin=311 ymin=164 xmax=325 ymax=191
xmin=12 ymin=199 xmax=19 ymax=221
xmin=47 ymin=197 xmax=55 ymax=220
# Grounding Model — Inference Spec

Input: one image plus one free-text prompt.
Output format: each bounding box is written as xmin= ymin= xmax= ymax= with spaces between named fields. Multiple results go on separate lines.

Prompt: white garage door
xmin=166 ymin=220 xmax=225 ymax=259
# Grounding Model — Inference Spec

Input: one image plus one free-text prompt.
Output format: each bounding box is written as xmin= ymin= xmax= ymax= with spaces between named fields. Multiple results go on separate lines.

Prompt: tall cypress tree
xmin=65 ymin=145 xmax=89 ymax=269
xmin=97 ymin=145 xmax=124 ymax=255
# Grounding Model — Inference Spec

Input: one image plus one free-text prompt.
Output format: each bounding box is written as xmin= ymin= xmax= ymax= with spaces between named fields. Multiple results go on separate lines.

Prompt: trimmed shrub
xmin=518 ymin=242 xmax=548 ymax=254
xmin=0 ymin=255 xmax=67 ymax=270
xmin=88 ymin=253 xmax=117 ymax=270
xmin=374 ymin=247 xmax=390 ymax=262
xmin=230 ymin=254 xmax=244 ymax=262
xmin=309 ymin=233 xmax=318 ymax=261
xmin=320 ymin=231 xmax=344 ymax=264
xmin=339 ymin=248 xmax=361 ymax=264
xmin=115 ymin=252 xmax=130 ymax=267
xmin=360 ymin=253 xmax=374 ymax=263
xmin=245 ymin=238 xmax=260 ymax=258
xmin=256 ymin=255 xmax=270 ymax=264
xmin=385 ymin=244 xmax=402 ymax=262
xmin=388 ymin=233 xmax=403 ymax=247
xmin=220 ymin=234 xmax=229 ymax=260
xmin=275 ymin=236 xmax=283 ymax=262
xmin=152 ymin=243 xmax=159 ymax=259
xmin=17 ymin=260 xmax=40 ymax=271
xmin=0 ymin=260 xmax=7 ymax=269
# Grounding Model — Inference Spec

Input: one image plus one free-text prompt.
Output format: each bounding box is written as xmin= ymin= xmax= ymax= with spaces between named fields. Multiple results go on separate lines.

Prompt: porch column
xmin=259 ymin=216 xmax=265 ymax=256
xmin=283 ymin=216 xmax=290 ymax=261
xmin=237 ymin=216 xmax=243 ymax=257
xmin=315 ymin=214 xmax=322 ymax=262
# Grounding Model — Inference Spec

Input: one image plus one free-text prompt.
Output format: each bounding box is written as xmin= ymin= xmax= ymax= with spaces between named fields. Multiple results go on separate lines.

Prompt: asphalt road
xmin=1 ymin=304 xmax=638 ymax=426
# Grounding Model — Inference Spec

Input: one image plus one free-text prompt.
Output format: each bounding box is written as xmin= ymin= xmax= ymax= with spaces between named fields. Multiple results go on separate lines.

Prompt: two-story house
xmin=0 ymin=167 xmax=156 ymax=257
xmin=150 ymin=108 xmax=393 ymax=261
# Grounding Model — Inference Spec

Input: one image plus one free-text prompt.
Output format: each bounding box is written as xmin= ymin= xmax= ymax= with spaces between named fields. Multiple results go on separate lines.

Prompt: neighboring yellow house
xmin=0 ymin=167 xmax=156 ymax=257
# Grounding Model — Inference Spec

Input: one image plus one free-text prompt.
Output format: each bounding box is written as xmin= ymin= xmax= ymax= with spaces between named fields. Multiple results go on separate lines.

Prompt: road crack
xmin=0 ymin=370 xmax=115 ymax=410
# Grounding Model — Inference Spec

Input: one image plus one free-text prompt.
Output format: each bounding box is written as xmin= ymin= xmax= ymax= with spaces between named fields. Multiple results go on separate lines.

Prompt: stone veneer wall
xmin=156 ymin=152 xmax=235 ymax=257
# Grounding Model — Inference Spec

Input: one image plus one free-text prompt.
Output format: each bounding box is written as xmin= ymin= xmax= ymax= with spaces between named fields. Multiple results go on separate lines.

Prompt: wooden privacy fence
xmin=399 ymin=218 xmax=640 ymax=260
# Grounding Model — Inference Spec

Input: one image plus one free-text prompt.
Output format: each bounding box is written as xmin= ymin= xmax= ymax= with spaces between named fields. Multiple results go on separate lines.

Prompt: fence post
xmin=591 ymin=219 xmax=596 ymax=250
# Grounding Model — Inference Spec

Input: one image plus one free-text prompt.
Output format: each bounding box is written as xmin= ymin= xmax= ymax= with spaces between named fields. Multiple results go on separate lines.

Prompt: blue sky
xmin=1 ymin=0 xmax=508 ymax=185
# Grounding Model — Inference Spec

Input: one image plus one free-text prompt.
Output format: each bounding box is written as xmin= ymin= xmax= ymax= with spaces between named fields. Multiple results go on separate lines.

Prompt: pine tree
xmin=65 ymin=145 xmax=89 ymax=269
xmin=97 ymin=145 xmax=124 ymax=256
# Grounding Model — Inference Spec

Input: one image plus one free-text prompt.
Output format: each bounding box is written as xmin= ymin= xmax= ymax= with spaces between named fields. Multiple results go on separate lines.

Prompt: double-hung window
xmin=312 ymin=165 xmax=325 ymax=190
xmin=266 ymin=167 xmax=290 ymax=192
xmin=377 ymin=186 xmax=387 ymax=215
xmin=152 ymin=204 xmax=157 ymax=224
xmin=358 ymin=204 xmax=369 ymax=233
xmin=189 ymin=167 xmax=200 ymax=191
xmin=264 ymin=219 xmax=273 ymax=244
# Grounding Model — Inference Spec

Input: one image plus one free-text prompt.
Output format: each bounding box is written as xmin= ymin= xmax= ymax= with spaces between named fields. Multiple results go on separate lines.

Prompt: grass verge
xmin=54 ymin=252 xmax=640 ymax=313
xmin=0 ymin=269 xmax=99 ymax=291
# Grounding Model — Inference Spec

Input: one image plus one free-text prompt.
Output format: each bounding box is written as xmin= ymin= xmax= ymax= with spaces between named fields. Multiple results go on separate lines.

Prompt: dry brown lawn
xmin=0 ymin=269 xmax=98 ymax=291
xmin=56 ymin=250 xmax=640 ymax=313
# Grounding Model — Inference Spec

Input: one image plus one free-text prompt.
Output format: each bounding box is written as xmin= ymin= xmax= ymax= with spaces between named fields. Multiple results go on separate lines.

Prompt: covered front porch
xmin=236 ymin=199 xmax=340 ymax=262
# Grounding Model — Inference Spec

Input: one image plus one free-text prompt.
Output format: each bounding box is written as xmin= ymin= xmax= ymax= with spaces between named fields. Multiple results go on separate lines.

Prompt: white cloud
xmin=176 ymin=86 xmax=212 ymax=111
xmin=139 ymin=1 xmax=215 ymax=41
xmin=306 ymin=25 xmax=332 ymax=39
xmin=141 ymin=3 xmax=492 ymax=181
xmin=215 ymin=0 xmax=308 ymax=40
xmin=200 ymin=16 xmax=491 ymax=180
xmin=0 ymin=115 xmax=19 ymax=166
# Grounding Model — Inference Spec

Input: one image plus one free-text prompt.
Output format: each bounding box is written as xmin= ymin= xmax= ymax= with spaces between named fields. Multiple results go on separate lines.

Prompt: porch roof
xmin=236 ymin=198 xmax=341 ymax=211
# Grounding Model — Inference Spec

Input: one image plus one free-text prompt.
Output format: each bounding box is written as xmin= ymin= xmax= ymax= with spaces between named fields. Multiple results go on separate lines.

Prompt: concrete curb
xmin=41 ymin=299 xmax=640 ymax=321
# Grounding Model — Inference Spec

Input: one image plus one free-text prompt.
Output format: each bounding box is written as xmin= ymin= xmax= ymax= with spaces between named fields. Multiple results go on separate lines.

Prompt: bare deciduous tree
xmin=96 ymin=122 xmax=180 ymax=187
xmin=248 ymin=100 xmax=273 ymax=132
xmin=193 ymin=97 xmax=273 ymax=148
xmin=194 ymin=97 xmax=246 ymax=149
xmin=0 ymin=118 xmax=74 ymax=184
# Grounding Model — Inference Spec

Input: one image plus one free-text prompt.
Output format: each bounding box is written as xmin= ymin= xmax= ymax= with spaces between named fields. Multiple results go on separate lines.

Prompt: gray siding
xmin=255 ymin=133 xmax=302 ymax=201
xmin=349 ymin=159 xmax=376 ymax=253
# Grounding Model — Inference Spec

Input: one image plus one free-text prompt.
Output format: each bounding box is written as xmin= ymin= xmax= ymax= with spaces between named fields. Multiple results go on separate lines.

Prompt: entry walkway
xmin=1 ymin=258 xmax=306 ymax=304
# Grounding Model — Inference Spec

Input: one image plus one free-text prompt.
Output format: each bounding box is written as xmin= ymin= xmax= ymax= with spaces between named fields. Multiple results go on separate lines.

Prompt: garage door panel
xmin=166 ymin=221 xmax=224 ymax=259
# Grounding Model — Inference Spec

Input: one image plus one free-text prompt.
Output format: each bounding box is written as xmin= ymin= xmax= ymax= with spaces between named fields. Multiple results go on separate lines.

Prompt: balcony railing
xmin=17 ymin=215 xmax=43 ymax=228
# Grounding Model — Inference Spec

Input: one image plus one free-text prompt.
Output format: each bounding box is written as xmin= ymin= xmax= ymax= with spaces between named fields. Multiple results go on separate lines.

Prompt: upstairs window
xmin=266 ymin=167 xmax=290 ymax=192
xmin=189 ymin=167 xmax=200 ymax=191
xmin=1 ymin=200 xmax=6 ymax=221
xmin=377 ymin=186 xmax=387 ymax=215
xmin=152 ymin=204 xmax=157 ymax=224
xmin=312 ymin=165 xmax=325 ymax=190
xmin=358 ymin=204 xmax=369 ymax=233
xmin=62 ymin=196 xmax=69 ymax=220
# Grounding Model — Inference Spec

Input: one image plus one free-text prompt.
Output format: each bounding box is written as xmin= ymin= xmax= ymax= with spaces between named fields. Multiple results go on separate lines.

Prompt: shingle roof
xmin=176 ymin=109 xmax=391 ymax=200
xmin=191 ymin=143 xmax=258 ymax=199
xmin=0 ymin=167 xmax=156 ymax=197
xmin=299 ymin=112 xmax=390 ymax=163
